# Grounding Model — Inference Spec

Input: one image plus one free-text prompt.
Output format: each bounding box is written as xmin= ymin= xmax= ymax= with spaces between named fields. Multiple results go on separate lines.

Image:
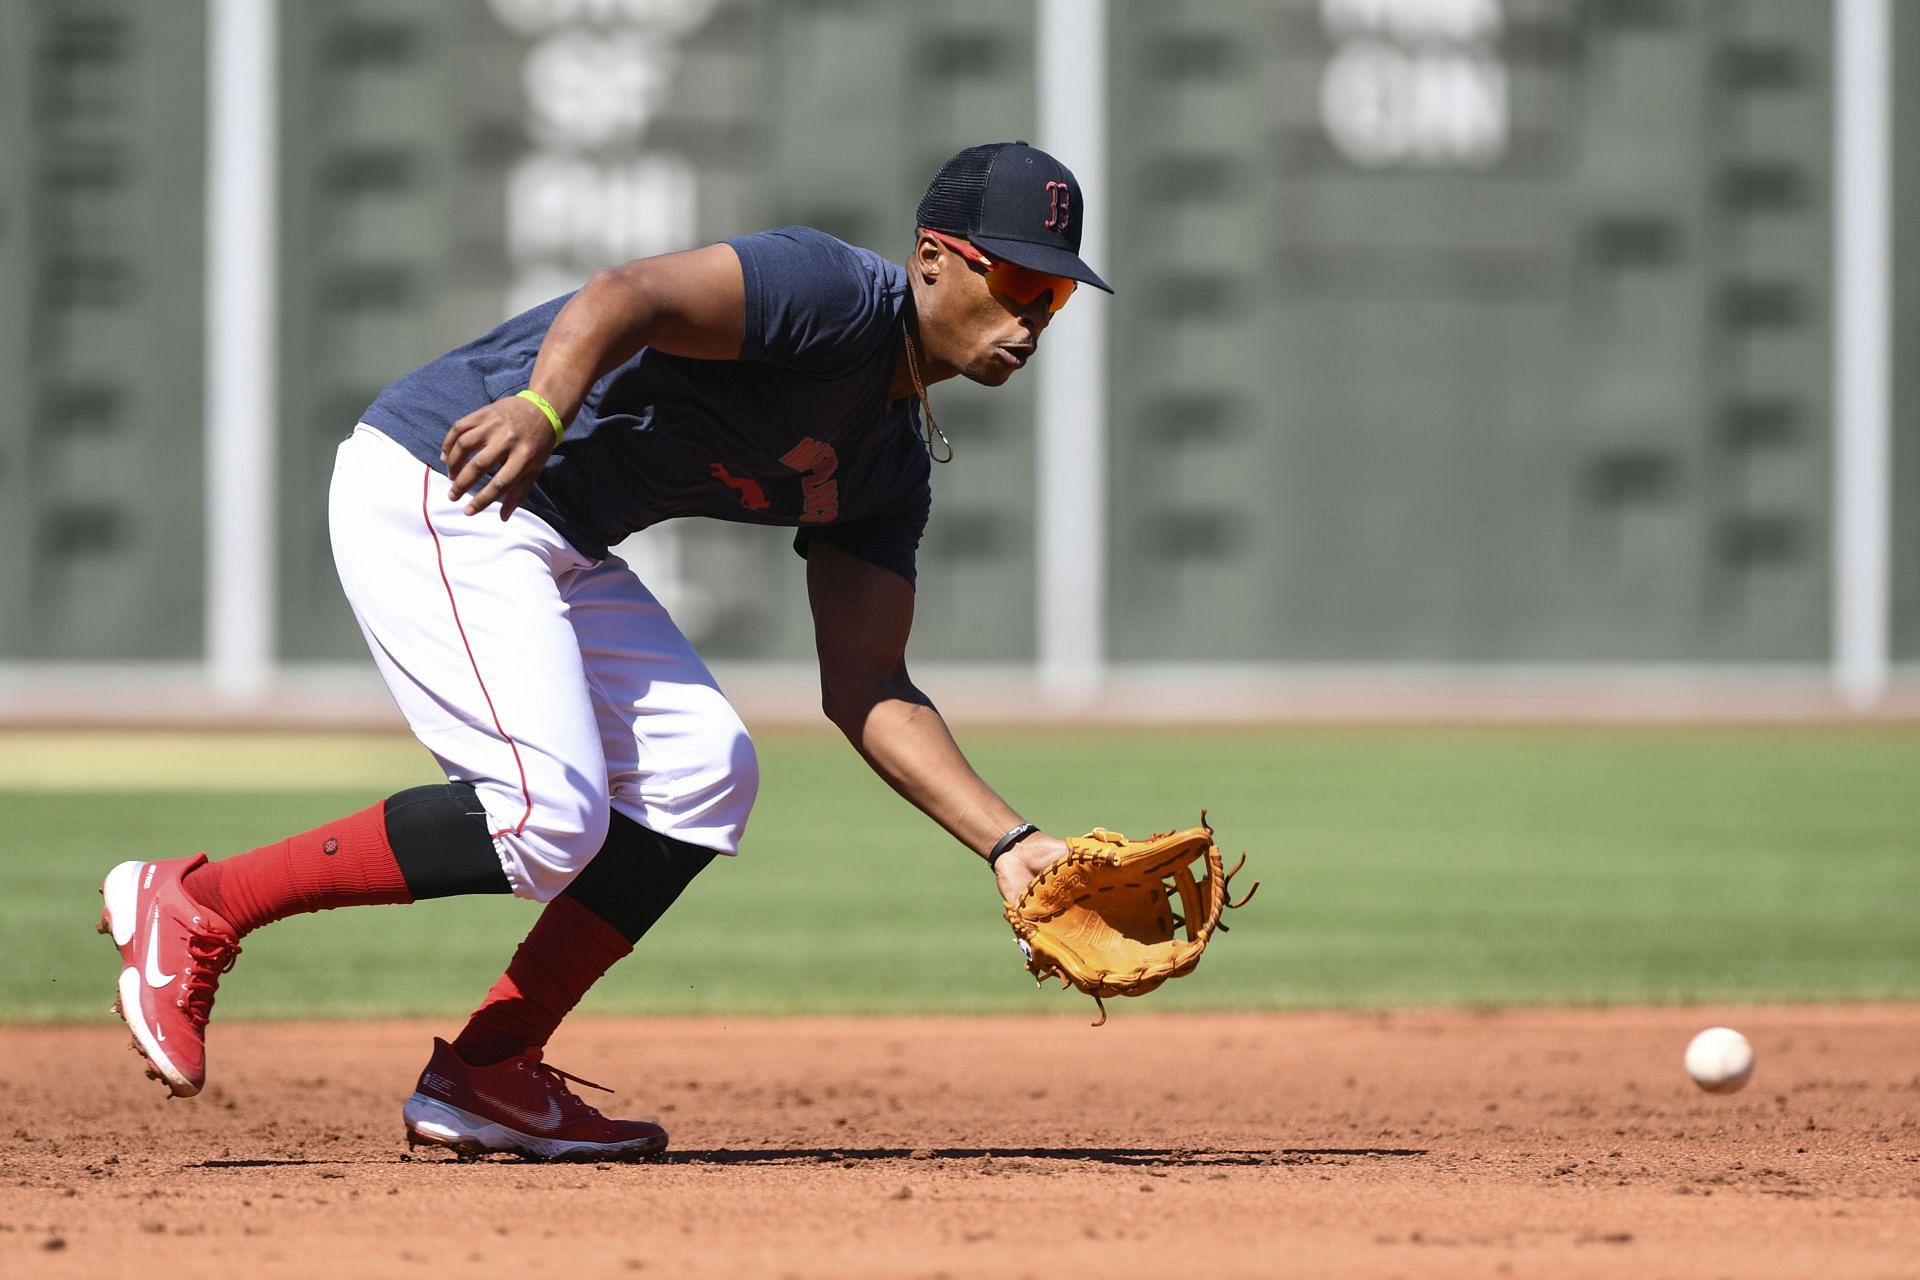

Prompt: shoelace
xmin=180 ymin=933 xmax=241 ymax=1028
xmin=523 ymin=1057 xmax=615 ymax=1119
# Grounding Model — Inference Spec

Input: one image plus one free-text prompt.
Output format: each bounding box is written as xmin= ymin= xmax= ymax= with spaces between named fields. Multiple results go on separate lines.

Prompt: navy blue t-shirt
xmin=360 ymin=227 xmax=932 ymax=584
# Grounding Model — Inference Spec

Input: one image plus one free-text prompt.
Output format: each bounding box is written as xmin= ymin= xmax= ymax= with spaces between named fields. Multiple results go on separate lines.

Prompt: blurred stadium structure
xmin=0 ymin=0 xmax=1915 ymax=725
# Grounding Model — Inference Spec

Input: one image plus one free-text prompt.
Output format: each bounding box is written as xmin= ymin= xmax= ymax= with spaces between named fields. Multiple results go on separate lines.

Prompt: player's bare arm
xmin=441 ymin=242 xmax=748 ymax=517
xmin=805 ymin=539 xmax=1069 ymax=902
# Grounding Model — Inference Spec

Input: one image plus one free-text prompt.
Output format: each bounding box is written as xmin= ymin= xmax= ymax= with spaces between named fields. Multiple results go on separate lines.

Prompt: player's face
xmin=915 ymin=234 xmax=1065 ymax=387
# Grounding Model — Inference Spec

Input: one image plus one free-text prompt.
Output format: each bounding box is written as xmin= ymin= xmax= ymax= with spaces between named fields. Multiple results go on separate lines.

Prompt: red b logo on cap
xmin=1044 ymin=181 xmax=1071 ymax=233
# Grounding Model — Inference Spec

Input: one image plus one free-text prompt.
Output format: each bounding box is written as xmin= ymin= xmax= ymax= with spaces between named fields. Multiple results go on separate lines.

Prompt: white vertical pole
xmin=205 ymin=0 xmax=278 ymax=701
xmin=1833 ymin=0 xmax=1892 ymax=709
xmin=1036 ymin=0 xmax=1109 ymax=704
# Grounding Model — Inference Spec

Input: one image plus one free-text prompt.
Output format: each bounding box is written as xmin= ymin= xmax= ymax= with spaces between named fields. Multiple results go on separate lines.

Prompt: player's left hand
xmin=1002 ymin=815 xmax=1259 ymax=1024
xmin=993 ymin=831 xmax=1070 ymax=905
xmin=441 ymin=395 xmax=559 ymax=519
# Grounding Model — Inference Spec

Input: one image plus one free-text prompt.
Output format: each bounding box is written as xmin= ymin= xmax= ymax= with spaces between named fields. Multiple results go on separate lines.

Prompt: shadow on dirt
xmin=659 ymin=1146 xmax=1428 ymax=1166
xmin=194 ymin=1147 xmax=1428 ymax=1168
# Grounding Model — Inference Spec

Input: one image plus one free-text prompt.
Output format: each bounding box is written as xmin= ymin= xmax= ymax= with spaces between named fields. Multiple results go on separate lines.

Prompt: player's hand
xmin=994 ymin=831 xmax=1070 ymax=906
xmin=440 ymin=396 xmax=560 ymax=519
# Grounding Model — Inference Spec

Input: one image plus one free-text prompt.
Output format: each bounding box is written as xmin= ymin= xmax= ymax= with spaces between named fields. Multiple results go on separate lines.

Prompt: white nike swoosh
xmin=490 ymin=1093 xmax=565 ymax=1131
xmin=143 ymin=905 xmax=177 ymax=988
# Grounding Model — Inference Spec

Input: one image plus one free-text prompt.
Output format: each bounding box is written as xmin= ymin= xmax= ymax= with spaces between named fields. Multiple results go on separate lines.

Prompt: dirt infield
xmin=3 ymin=1007 xmax=1917 ymax=1279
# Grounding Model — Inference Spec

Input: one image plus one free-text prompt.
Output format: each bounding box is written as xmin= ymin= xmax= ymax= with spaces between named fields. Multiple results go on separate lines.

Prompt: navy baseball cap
xmin=916 ymin=141 xmax=1113 ymax=293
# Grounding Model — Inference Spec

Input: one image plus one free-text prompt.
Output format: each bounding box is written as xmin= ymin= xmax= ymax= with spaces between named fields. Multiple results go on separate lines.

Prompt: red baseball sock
xmin=451 ymin=896 xmax=634 ymax=1066
xmin=184 ymin=801 xmax=413 ymax=936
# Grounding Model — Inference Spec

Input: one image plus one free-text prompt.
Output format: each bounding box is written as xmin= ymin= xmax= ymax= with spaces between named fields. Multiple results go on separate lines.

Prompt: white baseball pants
xmin=329 ymin=424 xmax=758 ymax=901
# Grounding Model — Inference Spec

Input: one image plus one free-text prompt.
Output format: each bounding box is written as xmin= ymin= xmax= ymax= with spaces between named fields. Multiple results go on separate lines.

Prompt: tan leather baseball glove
xmin=1003 ymin=812 xmax=1257 ymax=1024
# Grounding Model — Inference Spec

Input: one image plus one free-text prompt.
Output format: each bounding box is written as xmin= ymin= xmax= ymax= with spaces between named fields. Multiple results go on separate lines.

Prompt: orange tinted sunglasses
xmin=921 ymin=228 xmax=1078 ymax=313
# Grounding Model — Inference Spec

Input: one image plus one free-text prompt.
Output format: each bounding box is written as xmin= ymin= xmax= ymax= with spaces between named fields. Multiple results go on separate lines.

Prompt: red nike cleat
xmin=98 ymin=855 xmax=241 ymax=1098
xmin=403 ymin=1038 xmax=669 ymax=1161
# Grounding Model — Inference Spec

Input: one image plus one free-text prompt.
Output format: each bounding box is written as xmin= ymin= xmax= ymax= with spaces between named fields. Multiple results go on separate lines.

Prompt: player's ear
xmin=911 ymin=232 xmax=944 ymax=284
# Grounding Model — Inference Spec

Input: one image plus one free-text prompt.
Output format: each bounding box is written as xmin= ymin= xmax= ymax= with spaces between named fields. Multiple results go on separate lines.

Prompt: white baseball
xmin=1684 ymin=1027 xmax=1755 ymax=1094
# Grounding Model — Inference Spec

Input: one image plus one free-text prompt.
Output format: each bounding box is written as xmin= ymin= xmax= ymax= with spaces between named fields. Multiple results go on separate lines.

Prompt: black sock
xmin=383 ymin=783 xmax=512 ymax=899
xmin=561 ymin=811 xmax=716 ymax=944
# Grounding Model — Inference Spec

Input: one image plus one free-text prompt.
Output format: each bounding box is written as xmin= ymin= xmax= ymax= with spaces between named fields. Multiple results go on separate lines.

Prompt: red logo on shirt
xmin=781 ymin=438 xmax=840 ymax=523
xmin=709 ymin=462 xmax=770 ymax=511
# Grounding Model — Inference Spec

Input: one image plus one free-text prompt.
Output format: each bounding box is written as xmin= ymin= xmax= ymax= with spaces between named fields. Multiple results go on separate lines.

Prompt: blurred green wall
xmin=0 ymin=1 xmax=207 ymax=659
xmin=1110 ymin=0 xmax=1834 ymax=661
xmin=1 ymin=0 xmax=1912 ymax=667
xmin=1894 ymin=0 xmax=1920 ymax=662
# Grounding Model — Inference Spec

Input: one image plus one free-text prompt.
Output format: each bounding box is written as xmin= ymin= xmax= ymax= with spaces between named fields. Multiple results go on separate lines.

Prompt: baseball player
xmin=99 ymin=142 xmax=1110 ymax=1160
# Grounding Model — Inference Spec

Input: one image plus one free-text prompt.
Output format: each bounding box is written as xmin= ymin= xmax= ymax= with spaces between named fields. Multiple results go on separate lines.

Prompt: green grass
xmin=5 ymin=728 xmax=1918 ymax=1022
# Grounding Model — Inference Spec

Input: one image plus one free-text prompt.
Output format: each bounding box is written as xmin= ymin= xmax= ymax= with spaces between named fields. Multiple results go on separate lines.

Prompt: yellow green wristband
xmin=515 ymin=389 xmax=565 ymax=446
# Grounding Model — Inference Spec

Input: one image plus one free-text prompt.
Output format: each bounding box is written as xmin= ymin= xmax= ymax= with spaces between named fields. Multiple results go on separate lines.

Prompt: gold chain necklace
xmin=902 ymin=321 xmax=954 ymax=464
